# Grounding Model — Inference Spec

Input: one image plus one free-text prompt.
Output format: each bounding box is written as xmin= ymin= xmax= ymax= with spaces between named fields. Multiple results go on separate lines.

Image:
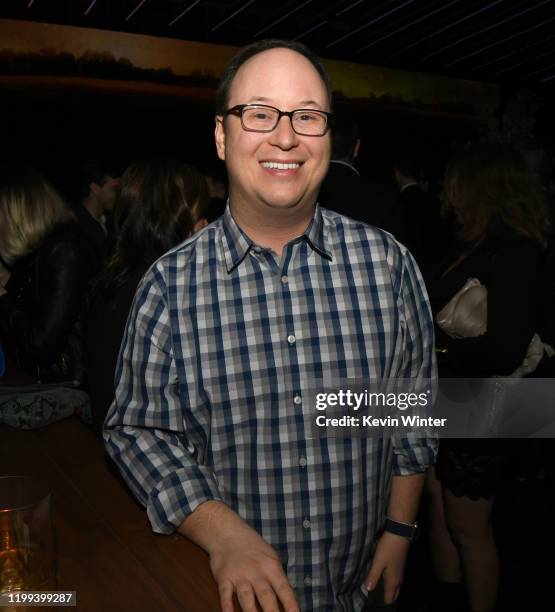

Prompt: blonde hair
xmin=0 ymin=167 xmax=73 ymax=265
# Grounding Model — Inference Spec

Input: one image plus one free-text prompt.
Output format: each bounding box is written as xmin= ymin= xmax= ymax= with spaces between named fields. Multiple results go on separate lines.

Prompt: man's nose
xmin=269 ymin=115 xmax=299 ymax=149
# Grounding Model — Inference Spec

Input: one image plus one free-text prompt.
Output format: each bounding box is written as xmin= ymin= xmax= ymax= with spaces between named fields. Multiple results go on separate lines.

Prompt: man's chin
xmin=260 ymin=194 xmax=316 ymax=211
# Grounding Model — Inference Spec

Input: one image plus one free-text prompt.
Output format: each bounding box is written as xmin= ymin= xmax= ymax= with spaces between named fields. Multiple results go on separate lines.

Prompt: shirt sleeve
xmin=392 ymin=246 xmax=438 ymax=475
xmin=103 ymin=264 xmax=222 ymax=534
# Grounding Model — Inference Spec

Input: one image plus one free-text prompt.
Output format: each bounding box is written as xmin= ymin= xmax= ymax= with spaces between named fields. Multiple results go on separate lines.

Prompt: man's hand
xmin=210 ymin=523 xmax=298 ymax=612
xmin=178 ymin=501 xmax=298 ymax=612
xmin=364 ymin=532 xmax=410 ymax=604
xmin=364 ymin=472 xmax=425 ymax=603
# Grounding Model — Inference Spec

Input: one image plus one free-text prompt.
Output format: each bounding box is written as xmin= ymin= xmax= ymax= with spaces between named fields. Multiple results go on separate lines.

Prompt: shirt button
xmin=294 ymin=394 xmax=302 ymax=405
xmin=287 ymin=334 xmax=296 ymax=344
xmin=304 ymin=576 xmax=312 ymax=586
xmin=302 ymin=519 xmax=311 ymax=529
xmin=299 ymin=456 xmax=307 ymax=467
xmin=281 ymin=275 xmax=289 ymax=284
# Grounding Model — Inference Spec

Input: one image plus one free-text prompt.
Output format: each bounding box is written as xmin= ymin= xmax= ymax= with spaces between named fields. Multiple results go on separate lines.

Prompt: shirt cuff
xmin=146 ymin=466 xmax=223 ymax=534
xmin=392 ymin=434 xmax=438 ymax=475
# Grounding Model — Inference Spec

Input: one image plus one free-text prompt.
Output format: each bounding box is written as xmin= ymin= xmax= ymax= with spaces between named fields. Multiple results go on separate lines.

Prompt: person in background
xmin=72 ymin=159 xmax=120 ymax=273
xmin=0 ymin=165 xmax=95 ymax=383
xmin=85 ymin=158 xmax=208 ymax=436
xmin=393 ymin=150 xmax=447 ymax=275
xmin=318 ymin=111 xmax=396 ymax=232
xmin=426 ymin=143 xmax=550 ymax=612
xmin=0 ymin=260 xmax=10 ymax=381
xmin=202 ymin=163 xmax=228 ymax=222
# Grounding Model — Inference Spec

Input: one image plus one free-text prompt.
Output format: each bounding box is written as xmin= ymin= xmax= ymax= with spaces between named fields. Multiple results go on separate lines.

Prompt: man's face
xmin=215 ymin=48 xmax=331 ymax=214
xmin=97 ymin=175 xmax=120 ymax=211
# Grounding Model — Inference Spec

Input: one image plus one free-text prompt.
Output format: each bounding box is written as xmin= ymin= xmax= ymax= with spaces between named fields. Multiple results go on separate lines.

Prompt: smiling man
xmin=104 ymin=40 xmax=437 ymax=612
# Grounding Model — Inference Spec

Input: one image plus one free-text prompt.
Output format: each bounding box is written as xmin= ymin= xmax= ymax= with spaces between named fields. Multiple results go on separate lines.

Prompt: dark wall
xmin=1 ymin=86 xmax=482 ymax=197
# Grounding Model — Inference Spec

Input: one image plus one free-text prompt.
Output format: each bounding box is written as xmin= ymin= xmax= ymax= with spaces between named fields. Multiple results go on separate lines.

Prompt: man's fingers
xmin=365 ymin=563 xmax=384 ymax=591
xmin=272 ymin=578 xmax=299 ymax=612
xmin=383 ymin=575 xmax=402 ymax=604
xmin=236 ymin=579 xmax=258 ymax=612
xmin=218 ymin=580 xmax=235 ymax=612
xmin=252 ymin=581 xmax=280 ymax=612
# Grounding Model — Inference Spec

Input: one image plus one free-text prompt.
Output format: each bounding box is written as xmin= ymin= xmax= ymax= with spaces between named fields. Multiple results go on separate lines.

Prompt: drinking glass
xmin=0 ymin=476 xmax=56 ymax=593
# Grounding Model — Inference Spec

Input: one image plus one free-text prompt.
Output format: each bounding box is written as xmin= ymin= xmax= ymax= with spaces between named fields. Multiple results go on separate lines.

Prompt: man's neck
xmin=82 ymin=195 xmax=104 ymax=221
xmin=229 ymin=198 xmax=315 ymax=258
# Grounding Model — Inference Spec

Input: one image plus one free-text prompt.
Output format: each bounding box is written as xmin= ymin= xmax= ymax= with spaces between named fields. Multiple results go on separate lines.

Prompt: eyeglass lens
xmin=242 ymin=107 xmax=327 ymax=135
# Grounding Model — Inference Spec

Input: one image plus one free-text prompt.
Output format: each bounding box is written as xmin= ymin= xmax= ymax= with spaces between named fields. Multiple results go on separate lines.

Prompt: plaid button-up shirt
xmin=104 ymin=205 xmax=437 ymax=611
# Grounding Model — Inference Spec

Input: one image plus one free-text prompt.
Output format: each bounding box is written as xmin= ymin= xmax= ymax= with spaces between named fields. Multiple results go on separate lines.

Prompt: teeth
xmin=261 ymin=162 xmax=300 ymax=170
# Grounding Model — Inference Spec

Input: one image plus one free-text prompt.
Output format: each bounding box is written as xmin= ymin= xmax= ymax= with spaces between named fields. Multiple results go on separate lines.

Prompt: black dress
xmin=428 ymin=227 xmax=544 ymax=499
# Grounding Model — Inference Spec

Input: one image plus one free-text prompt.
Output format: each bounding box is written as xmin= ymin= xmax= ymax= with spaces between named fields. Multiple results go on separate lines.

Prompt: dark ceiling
xmin=2 ymin=0 xmax=555 ymax=87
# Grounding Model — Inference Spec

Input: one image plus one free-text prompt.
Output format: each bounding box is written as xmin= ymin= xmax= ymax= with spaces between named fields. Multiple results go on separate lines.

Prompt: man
xmin=318 ymin=112 xmax=396 ymax=233
xmin=105 ymin=40 xmax=436 ymax=612
xmin=72 ymin=160 xmax=120 ymax=269
xmin=392 ymin=152 xmax=446 ymax=274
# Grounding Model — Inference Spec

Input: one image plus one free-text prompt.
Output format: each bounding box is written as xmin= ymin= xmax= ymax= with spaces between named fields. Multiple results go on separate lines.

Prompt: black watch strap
xmin=383 ymin=517 xmax=418 ymax=542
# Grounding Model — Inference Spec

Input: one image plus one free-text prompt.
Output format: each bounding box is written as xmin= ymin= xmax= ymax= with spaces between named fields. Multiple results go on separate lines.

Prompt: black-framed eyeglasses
xmin=224 ymin=104 xmax=332 ymax=137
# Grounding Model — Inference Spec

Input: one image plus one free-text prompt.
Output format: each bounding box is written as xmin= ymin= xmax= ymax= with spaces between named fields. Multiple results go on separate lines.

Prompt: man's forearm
xmin=178 ymin=499 xmax=249 ymax=555
xmin=386 ymin=472 xmax=426 ymax=523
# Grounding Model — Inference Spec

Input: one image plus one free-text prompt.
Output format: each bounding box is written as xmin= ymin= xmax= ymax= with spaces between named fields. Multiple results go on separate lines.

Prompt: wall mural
xmin=0 ymin=18 xmax=498 ymax=117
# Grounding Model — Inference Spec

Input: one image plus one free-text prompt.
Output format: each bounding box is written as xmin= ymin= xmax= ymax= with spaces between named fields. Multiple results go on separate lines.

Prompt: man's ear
xmin=215 ymin=116 xmax=226 ymax=161
xmin=90 ymin=182 xmax=101 ymax=196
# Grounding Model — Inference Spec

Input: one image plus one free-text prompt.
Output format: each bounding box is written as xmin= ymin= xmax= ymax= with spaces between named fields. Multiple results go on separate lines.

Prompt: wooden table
xmin=0 ymin=418 xmax=224 ymax=612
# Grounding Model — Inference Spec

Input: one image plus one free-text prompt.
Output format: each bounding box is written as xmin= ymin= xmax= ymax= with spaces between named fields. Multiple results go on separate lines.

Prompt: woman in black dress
xmin=85 ymin=158 xmax=208 ymax=435
xmin=426 ymin=143 xmax=550 ymax=612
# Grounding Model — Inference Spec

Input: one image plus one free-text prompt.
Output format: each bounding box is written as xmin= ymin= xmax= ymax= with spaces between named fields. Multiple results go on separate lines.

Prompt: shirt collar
xmin=330 ymin=159 xmax=360 ymax=176
xmin=400 ymin=182 xmax=419 ymax=193
xmin=304 ymin=204 xmax=333 ymax=261
xmin=221 ymin=202 xmax=253 ymax=273
xmin=220 ymin=202 xmax=332 ymax=273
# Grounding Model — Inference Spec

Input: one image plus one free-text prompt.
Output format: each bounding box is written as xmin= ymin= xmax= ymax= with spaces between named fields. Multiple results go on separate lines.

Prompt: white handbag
xmin=436 ymin=277 xmax=553 ymax=377
xmin=436 ymin=278 xmax=487 ymax=339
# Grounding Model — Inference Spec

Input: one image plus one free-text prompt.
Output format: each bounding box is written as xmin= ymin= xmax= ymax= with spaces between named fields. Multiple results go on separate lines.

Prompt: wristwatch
xmin=382 ymin=517 xmax=418 ymax=542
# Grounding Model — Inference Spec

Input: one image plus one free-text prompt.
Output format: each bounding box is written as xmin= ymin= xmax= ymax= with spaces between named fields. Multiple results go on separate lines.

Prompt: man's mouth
xmin=260 ymin=161 xmax=302 ymax=170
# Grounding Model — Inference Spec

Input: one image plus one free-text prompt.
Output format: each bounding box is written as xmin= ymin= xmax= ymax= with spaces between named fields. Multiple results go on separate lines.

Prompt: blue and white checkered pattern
xmin=104 ymin=205 xmax=437 ymax=611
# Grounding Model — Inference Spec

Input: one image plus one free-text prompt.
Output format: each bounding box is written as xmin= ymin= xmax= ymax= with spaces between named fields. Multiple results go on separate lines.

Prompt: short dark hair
xmin=393 ymin=149 xmax=422 ymax=180
xmin=76 ymin=159 xmax=120 ymax=200
xmin=215 ymin=39 xmax=333 ymax=116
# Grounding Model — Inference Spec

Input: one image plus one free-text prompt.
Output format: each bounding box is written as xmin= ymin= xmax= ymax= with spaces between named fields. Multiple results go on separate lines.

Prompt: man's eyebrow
xmin=245 ymin=96 xmax=324 ymax=108
xmin=298 ymin=100 xmax=323 ymax=107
